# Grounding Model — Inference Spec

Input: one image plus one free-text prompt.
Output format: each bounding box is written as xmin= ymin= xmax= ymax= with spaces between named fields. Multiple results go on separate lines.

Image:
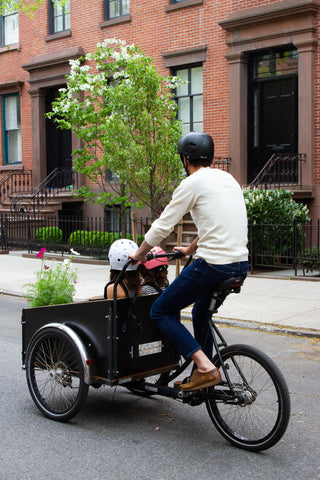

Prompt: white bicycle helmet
xmin=108 ymin=238 xmax=139 ymax=271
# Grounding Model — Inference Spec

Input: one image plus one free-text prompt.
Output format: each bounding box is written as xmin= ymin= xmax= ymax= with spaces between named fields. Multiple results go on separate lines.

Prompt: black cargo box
xmin=22 ymin=294 xmax=180 ymax=384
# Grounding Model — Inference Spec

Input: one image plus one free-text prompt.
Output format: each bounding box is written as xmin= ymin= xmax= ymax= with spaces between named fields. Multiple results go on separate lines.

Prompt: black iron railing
xmin=1 ymin=213 xmax=319 ymax=276
xmin=10 ymin=168 xmax=80 ymax=214
xmin=0 ymin=170 xmax=33 ymax=203
xmin=0 ymin=213 xmax=148 ymax=257
xmin=212 ymin=157 xmax=231 ymax=172
xmin=249 ymin=153 xmax=306 ymax=188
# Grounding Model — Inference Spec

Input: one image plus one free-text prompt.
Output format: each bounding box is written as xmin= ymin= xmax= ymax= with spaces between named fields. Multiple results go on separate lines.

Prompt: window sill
xmin=165 ymin=0 xmax=203 ymax=13
xmin=0 ymin=43 xmax=20 ymax=54
xmin=0 ymin=164 xmax=23 ymax=172
xmin=99 ymin=14 xmax=131 ymax=28
xmin=45 ymin=30 xmax=72 ymax=42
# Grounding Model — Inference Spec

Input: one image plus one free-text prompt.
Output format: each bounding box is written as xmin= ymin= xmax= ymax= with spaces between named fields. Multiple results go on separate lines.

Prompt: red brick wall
xmin=1 ymin=0 xmax=319 ymax=187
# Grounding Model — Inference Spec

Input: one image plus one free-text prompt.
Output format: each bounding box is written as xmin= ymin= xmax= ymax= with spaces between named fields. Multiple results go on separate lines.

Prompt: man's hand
xmin=128 ymin=239 xmax=153 ymax=264
xmin=174 ymin=236 xmax=199 ymax=256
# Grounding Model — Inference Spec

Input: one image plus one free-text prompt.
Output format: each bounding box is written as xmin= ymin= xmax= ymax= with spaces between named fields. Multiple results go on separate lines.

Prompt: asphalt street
xmin=1 ymin=294 xmax=320 ymax=480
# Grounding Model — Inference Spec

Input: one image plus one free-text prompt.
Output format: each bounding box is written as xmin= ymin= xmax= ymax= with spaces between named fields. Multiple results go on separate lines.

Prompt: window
xmin=0 ymin=7 xmax=19 ymax=46
xmin=173 ymin=65 xmax=203 ymax=135
xmin=250 ymin=48 xmax=298 ymax=80
xmin=2 ymin=94 xmax=22 ymax=164
xmin=49 ymin=0 xmax=70 ymax=34
xmin=105 ymin=206 xmax=131 ymax=233
xmin=170 ymin=0 xmax=187 ymax=3
xmin=104 ymin=0 xmax=130 ymax=20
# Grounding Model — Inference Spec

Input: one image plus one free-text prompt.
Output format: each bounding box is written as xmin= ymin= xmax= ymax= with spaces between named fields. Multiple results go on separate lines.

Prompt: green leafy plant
xmin=68 ymin=230 xmax=144 ymax=250
xmin=298 ymin=247 xmax=320 ymax=272
xmin=35 ymin=226 xmax=63 ymax=245
xmin=24 ymin=248 xmax=78 ymax=307
xmin=243 ymin=188 xmax=310 ymax=266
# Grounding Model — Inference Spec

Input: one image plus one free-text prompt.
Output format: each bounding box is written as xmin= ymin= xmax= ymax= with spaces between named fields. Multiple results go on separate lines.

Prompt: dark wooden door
xmin=248 ymin=77 xmax=297 ymax=183
xmin=45 ymin=88 xmax=72 ymax=185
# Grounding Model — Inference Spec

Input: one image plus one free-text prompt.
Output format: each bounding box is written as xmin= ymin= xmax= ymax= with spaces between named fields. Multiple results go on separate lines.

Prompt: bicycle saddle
xmin=215 ymin=276 xmax=245 ymax=293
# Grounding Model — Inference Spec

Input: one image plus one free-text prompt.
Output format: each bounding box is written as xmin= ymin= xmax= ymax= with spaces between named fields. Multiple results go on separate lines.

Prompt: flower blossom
xmin=36 ymin=247 xmax=47 ymax=259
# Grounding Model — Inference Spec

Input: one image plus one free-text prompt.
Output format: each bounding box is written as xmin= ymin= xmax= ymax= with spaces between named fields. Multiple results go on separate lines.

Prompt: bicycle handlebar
xmin=145 ymin=250 xmax=185 ymax=261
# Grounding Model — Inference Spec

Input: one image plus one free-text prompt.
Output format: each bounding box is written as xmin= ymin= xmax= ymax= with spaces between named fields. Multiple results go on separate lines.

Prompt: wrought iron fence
xmin=248 ymin=219 xmax=320 ymax=275
xmin=1 ymin=214 xmax=319 ymax=276
xmin=0 ymin=213 xmax=150 ymax=258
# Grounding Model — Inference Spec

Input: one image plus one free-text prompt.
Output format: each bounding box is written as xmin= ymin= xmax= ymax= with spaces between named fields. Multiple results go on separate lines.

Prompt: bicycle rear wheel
xmin=206 ymin=344 xmax=290 ymax=451
xmin=26 ymin=327 xmax=89 ymax=422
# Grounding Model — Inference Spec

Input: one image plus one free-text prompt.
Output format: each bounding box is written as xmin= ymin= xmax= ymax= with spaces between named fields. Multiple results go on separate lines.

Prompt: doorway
xmin=45 ymin=88 xmax=72 ymax=185
xmin=247 ymin=48 xmax=298 ymax=183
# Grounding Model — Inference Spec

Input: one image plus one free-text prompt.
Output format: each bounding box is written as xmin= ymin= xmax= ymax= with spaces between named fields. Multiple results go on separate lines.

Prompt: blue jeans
xmin=150 ymin=258 xmax=248 ymax=360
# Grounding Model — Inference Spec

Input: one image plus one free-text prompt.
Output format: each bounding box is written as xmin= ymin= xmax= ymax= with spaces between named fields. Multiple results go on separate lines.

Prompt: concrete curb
xmin=180 ymin=312 xmax=320 ymax=339
xmin=2 ymin=287 xmax=319 ymax=340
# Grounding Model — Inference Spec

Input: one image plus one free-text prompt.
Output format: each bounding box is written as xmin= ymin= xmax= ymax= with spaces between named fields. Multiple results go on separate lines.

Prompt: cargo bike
xmin=22 ymin=251 xmax=290 ymax=452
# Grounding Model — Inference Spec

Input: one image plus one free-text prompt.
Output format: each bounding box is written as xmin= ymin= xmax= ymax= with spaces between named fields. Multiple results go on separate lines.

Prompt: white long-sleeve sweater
xmin=144 ymin=167 xmax=249 ymax=265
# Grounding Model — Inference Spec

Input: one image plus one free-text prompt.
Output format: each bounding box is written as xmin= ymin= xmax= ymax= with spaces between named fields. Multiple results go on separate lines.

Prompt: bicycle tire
xmin=206 ymin=344 xmax=290 ymax=451
xmin=26 ymin=327 xmax=89 ymax=422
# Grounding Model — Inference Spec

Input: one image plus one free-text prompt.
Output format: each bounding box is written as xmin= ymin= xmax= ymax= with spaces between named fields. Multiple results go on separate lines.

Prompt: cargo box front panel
xmin=22 ymin=295 xmax=179 ymax=383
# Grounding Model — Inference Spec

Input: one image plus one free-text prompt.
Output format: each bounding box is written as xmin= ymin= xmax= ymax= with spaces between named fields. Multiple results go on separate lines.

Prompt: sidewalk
xmin=1 ymin=250 xmax=319 ymax=338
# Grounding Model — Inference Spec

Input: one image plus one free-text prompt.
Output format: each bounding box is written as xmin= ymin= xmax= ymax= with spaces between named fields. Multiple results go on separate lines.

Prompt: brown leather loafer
xmin=179 ymin=368 xmax=221 ymax=391
xmin=174 ymin=376 xmax=190 ymax=389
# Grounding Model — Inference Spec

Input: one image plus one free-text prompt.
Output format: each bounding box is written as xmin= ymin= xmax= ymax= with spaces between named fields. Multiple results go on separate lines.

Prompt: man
xmin=130 ymin=132 xmax=249 ymax=391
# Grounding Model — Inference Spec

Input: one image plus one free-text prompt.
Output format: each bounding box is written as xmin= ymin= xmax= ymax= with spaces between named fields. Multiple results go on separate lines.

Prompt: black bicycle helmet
xmin=178 ymin=132 xmax=214 ymax=167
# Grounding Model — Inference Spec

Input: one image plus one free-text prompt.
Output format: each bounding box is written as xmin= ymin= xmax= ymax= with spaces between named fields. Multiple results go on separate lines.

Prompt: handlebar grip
xmin=145 ymin=250 xmax=185 ymax=261
xmin=171 ymin=250 xmax=185 ymax=259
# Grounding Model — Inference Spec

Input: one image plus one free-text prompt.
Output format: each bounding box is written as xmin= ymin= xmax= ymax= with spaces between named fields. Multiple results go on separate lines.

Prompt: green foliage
xmin=47 ymin=39 xmax=183 ymax=219
xmin=35 ymin=227 xmax=63 ymax=245
xmin=25 ymin=257 xmax=77 ymax=307
xmin=0 ymin=0 xmax=67 ymax=16
xmin=243 ymin=188 xmax=310 ymax=266
xmin=298 ymin=247 xmax=320 ymax=272
xmin=68 ymin=230 xmax=144 ymax=249
xmin=243 ymin=188 xmax=310 ymax=225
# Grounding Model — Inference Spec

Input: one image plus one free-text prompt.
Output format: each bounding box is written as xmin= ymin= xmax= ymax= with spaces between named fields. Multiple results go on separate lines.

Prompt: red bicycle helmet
xmin=144 ymin=246 xmax=168 ymax=270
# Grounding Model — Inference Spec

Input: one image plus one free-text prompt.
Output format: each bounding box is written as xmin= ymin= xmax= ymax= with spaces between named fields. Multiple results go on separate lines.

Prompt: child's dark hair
xmin=110 ymin=269 xmax=141 ymax=294
xmin=139 ymin=264 xmax=169 ymax=290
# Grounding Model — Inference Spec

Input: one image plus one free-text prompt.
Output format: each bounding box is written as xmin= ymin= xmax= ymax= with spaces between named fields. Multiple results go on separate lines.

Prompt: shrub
xmin=68 ymin=230 xmax=93 ymax=247
xmin=35 ymin=226 xmax=63 ymax=245
xmin=243 ymin=188 xmax=310 ymax=266
xmin=298 ymin=247 xmax=320 ymax=272
xmin=243 ymin=188 xmax=310 ymax=225
xmin=68 ymin=230 xmax=144 ymax=250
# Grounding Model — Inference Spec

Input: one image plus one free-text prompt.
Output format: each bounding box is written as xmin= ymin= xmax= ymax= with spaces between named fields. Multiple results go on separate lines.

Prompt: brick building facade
xmin=1 ymin=0 xmax=320 ymax=220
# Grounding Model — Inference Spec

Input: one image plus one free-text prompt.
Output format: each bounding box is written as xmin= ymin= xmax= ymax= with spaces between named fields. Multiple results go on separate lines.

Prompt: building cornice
xmin=219 ymin=0 xmax=320 ymax=31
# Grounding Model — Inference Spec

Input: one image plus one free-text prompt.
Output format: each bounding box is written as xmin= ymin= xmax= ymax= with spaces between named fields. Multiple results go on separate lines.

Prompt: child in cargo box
xmin=105 ymin=239 xmax=142 ymax=299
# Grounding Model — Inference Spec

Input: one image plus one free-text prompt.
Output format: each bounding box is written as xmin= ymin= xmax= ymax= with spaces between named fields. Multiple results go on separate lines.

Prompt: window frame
xmin=2 ymin=92 xmax=22 ymax=165
xmin=0 ymin=8 xmax=19 ymax=47
xmin=48 ymin=0 xmax=70 ymax=35
xmin=172 ymin=63 xmax=203 ymax=134
xmin=104 ymin=0 xmax=130 ymax=21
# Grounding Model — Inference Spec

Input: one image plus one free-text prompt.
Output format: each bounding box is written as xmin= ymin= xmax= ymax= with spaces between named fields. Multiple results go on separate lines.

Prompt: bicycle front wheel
xmin=26 ymin=327 xmax=89 ymax=422
xmin=206 ymin=344 xmax=290 ymax=451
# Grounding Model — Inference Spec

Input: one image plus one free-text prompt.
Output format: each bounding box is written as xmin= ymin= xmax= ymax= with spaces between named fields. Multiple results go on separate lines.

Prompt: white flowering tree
xmin=47 ymin=39 xmax=183 ymax=229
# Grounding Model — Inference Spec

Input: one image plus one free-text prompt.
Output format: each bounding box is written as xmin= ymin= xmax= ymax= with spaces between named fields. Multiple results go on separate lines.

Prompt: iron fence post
xmin=293 ymin=218 xmax=297 ymax=276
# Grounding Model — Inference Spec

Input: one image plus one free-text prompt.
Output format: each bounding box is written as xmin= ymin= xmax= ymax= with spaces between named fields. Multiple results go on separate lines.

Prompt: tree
xmin=48 ymin=39 xmax=183 ymax=229
xmin=0 ymin=0 xmax=67 ymax=16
